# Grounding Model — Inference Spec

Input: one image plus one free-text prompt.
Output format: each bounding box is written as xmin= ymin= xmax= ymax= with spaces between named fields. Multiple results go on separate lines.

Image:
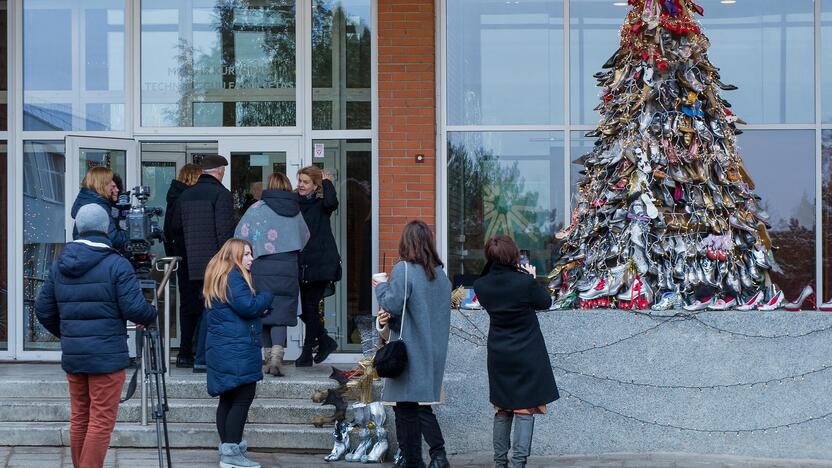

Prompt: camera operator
xmin=72 ymin=166 xmax=128 ymax=251
xmin=172 ymin=155 xmax=235 ymax=373
xmin=35 ymin=204 xmax=157 ymax=468
xmin=163 ymin=163 xmax=202 ymax=368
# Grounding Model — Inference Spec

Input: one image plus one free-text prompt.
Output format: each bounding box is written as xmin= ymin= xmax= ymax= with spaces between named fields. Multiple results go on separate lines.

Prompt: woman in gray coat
xmin=373 ymin=220 xmax=452 ymax=468
xmin=235 ymin=173 xmax=309 ymax=377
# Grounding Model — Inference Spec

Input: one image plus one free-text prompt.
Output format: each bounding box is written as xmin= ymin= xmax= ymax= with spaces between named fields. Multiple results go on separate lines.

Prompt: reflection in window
xmin=823 ymin=0 xmax=832 ymax=123
xmin=312 ymin=1 xmax=372 ymax=130
xmin=23 ymin=1 xmax=125 ymax=131
xmin=738 ymin=130 xmax=815 ymax=300
xmin=570 ymin=1 xmax=622 ymax=125
xmin=0 ymin=142 xmax=6 ymax=350
xmin=312 ymin=139 xmax=372 ymax=350
xmin=230 ymin=151 xmax=288 ymax=219
xmin=447 ymin=0 xmax=564 ymax=125
xmin=447 ymin=132 xmax=564 ymax=286
xmin=23 ymin=141 xmax=66 ymax=351
xmin=823 ymin=131 xmax=832 ymax=301
xmin=141 ymin=0 xmax=297 ymax=127
xmin=699 ymin=0 xmax=814 ymax=124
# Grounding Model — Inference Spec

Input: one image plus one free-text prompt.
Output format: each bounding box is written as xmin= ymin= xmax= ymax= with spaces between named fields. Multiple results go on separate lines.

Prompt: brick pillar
xmin=377 ymin=0 xmax=437 ymax=272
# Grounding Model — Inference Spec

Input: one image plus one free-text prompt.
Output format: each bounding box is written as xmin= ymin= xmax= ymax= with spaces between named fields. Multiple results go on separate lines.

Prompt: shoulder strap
xmin=399 ymin=262 xmax=408 ymax=341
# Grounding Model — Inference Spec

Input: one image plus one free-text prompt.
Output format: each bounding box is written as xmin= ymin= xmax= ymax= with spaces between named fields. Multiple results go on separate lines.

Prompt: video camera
xmin=115 ymin=186 xmax=164 ymax=278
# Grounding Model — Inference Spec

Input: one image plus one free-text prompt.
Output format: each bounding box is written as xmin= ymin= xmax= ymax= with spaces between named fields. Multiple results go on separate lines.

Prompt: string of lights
xmin=687 ymin=315 xmax=832 ymax=339
xmin=560 ymin=388 xmax=832 ymax=435
xmin=552 ymin=362 xmax=832 ymax=390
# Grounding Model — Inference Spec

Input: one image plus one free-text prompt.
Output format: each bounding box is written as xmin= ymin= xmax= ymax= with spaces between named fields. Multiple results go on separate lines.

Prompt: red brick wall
xmin=378 ymin=0 xmax=437 ymax=272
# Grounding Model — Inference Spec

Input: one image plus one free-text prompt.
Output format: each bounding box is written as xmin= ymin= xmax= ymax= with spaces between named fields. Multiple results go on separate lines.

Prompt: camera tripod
xmin=122 ymin=256 xmax=180 ymax=468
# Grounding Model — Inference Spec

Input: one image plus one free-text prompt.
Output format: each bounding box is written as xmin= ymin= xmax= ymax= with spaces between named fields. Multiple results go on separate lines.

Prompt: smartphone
xmin=519 ymin=249 xmax=530 ymax=266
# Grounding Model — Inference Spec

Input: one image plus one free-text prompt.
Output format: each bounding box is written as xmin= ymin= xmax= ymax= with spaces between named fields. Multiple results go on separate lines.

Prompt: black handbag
xmin=374 ymin=263 xmax=409 ymax=378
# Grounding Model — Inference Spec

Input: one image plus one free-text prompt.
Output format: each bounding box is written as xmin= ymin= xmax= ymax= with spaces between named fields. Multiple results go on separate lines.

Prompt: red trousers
xmin=66 ymin=370 xmax=125 ymax=468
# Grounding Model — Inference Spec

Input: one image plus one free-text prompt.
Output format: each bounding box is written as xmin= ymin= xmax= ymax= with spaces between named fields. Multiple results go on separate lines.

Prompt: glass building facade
xmin=3 ymin=0 xmax=832 ymax=359
xmin=441 ymin=0 xmax=832 ymax=304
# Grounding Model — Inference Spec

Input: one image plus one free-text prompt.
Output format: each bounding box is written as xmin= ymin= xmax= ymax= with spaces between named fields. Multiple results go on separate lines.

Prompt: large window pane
xmin=141 ymin=0 xmax=297 ymax=128
xmin=823 ymin=131 xmax=832 ymax=301
xmin=1 ymin=3 xmax=7 ymax=131
xmin=447 ymin=132 xmax=564 ymax=285
xmin=739 ymin=130 xmax=815 ymax=301
xmin=312 ymin=0 xmax=371 ymax=130
xmin=23 ymin=1 xmax=125 ymax=131
xmin=0 ymin=141 xmax=6 ymax=350
xmin=569 ymin=1 xmax=621 ymax=125
xmin=23 ymin=141 xmax=65 ymax=351
xmin=447 ymin=0 xmax=564 ymax=125
xmin=823 ymin=0 xmax=832 ymax=123
xmin=698 ymin=0 xmax=814 ymax=124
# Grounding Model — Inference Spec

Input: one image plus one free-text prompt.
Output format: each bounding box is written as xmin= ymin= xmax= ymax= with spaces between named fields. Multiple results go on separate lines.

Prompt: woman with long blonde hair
xmin=203 ymin=239 xmax=273 ymax=468
xmin=71 ymin=166 xmax=127 ymax=250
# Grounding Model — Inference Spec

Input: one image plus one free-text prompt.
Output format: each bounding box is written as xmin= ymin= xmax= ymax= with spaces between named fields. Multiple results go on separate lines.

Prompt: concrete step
xmin=0 ymin=375 xmax=335 ymax=400
xmin=0 ymin=397 xmax=346 ymax=425
xmin=0 ymin=421 xmax=333 ymax=450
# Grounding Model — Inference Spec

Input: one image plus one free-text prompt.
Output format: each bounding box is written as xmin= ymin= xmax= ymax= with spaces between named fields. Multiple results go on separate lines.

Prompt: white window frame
xmin=436 ymin=0 xmax=828 ymax=297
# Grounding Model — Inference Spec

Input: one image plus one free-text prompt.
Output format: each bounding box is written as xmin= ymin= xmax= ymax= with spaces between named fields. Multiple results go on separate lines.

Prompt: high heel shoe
xmin=819 ymin=297 xmax=832 ymax=312
xmin=757 ymin=286 xmax=785 ymax=311
xmin=707 ymin=296 xmax=737 ymax=311
xmin=783 ymin=284 xmax=815 ymax=311
xmin=736 ymin=290 xmax=764 ymax=311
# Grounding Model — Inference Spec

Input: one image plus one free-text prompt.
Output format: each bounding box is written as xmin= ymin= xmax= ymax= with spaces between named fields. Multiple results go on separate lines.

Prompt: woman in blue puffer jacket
xmin=71 ymin=166 xmax=128 ymax=251
xmin=203 ymin=238 xmax=273 ymax=468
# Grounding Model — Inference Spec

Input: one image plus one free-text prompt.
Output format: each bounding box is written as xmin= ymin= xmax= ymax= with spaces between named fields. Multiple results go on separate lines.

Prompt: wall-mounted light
xmin=720 ymin=0 xmax=736 ymax=4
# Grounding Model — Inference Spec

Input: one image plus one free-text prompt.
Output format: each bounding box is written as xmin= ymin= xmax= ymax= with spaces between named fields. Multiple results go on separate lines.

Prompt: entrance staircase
xmin=0 ymin=363 xmax=344 ymax=451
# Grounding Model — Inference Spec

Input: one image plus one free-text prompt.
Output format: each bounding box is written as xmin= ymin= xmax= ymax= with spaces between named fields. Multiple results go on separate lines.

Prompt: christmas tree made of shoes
xmin=549 ymin=0 xmax=785 ymax=312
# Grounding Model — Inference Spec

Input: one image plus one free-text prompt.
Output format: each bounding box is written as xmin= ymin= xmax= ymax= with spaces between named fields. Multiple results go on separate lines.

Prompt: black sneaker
xmin=313 ymin=334 xmax=338 ymax=364
xmin=176 ymin=354 xmax=194 ymax=368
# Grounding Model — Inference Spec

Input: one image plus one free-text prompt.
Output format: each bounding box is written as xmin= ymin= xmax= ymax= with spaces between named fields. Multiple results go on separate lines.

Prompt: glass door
xmin=18 ymin=137 xmax=139 ymax=359
xmin=219 ymin=137 xmax=304 ymax=359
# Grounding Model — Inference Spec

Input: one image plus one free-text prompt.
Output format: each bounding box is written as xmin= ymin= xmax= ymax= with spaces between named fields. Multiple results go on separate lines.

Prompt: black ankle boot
xmin=295 ymin=346 xmax=313 ymax=367
xmin=428 ymin=450 xmax=450 ymax=468
xmin=313 ymin=334 xmax=338 ymax=364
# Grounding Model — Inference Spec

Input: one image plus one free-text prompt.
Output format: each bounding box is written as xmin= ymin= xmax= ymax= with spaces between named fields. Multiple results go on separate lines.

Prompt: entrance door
xmin=21 ymin=136 xmax=137 ymax=360
xmin=219 ymin=137 xmax=304 ymax=359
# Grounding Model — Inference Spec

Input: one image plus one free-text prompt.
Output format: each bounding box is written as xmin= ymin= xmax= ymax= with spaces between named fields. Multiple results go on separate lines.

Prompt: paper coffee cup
xmin=372 ymin=272 xmax=388 ymax=283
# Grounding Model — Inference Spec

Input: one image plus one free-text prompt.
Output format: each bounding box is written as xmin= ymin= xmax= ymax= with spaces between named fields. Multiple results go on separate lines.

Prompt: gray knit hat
xmin=76 ymin=204 xmax=110 ymax=235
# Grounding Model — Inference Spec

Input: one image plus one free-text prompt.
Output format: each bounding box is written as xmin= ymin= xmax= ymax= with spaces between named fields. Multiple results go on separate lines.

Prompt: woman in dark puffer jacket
xmin=236 ymin=173 xmax=309 ymax=377
xmin=204 ymin=238 xmax=273 ymax=468
xmin=71 ymin=166 xmax=128 ymax=251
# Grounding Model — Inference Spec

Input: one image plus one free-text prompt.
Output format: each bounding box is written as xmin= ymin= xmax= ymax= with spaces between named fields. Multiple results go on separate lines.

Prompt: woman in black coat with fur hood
xmin=473 ymin=236 xmax=559 ymax=468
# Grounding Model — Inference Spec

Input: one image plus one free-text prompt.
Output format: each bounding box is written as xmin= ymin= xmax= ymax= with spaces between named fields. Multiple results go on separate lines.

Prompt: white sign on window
xmin=313 ymin=143 xmax=326 ymax=159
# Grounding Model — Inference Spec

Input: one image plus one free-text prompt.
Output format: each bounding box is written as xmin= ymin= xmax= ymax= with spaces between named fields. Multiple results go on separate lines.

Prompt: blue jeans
xmin=194 ymin=309 xmax=208 ymax=369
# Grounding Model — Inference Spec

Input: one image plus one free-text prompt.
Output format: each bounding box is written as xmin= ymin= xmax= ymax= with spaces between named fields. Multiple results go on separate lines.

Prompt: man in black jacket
xmin=174 ymin=154 xmax=235 ymax=372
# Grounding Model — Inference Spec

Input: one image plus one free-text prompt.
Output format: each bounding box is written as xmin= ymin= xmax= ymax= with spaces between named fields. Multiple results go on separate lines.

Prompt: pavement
xmin=2 ymin=447 xmax=832 ymax=468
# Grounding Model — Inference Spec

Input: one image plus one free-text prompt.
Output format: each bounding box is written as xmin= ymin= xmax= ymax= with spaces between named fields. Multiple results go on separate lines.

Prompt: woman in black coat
xmin=163 ymin=164 xmax=203 ymax=368
xmin=473 ymin=236 xmax=558 ymax=468
xmin=296 ymin=166 xmax=341 ymax=366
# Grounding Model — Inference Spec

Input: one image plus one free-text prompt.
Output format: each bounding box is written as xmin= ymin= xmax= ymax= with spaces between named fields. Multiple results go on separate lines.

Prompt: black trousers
xmin=176 ymin=266 xmax=203 ymax=357
xmin=299 ymin=281 xmax=329 ymax=347
xmin=216 ymin=382 xmax=257 ymax=444
xmin=394 ymin=402 xmax=446 ymax=466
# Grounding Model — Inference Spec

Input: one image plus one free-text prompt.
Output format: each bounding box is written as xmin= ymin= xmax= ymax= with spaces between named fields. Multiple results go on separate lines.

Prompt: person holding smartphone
xmin=473 ymin=236 xmax=558 ymax=468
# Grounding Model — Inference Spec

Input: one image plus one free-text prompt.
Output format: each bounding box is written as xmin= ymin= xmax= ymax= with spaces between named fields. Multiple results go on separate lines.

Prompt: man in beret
xmin=170 ymin=154 xmax=235 ymax=373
